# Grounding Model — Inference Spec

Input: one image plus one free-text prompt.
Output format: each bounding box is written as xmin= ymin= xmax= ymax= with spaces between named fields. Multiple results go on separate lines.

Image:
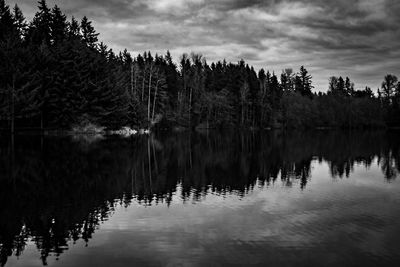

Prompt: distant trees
xmin=381 ymin=74 xmax=398 ymax=100
xmin=296 ymin=66 xmax=313 ymax=97
xmin=322 ymin=76 xmax=385 ymax=128
xmin=379 ymin=74 xmax=400 ymax=126
xmin=0 ymin=0 xmax=399 ymax=131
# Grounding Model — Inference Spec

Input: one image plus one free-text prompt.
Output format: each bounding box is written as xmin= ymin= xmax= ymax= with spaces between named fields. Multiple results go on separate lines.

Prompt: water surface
xmin=1 ymin=131 xmax=400 ymax=266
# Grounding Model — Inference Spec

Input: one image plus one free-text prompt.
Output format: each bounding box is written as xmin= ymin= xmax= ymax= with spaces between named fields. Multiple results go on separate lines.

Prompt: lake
xmin=1 ymin=131 xmax=400 ymax=267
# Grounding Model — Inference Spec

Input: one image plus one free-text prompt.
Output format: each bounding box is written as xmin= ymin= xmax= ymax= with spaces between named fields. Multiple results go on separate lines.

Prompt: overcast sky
xmin=10 ymin=0 xmax=400 ymax=91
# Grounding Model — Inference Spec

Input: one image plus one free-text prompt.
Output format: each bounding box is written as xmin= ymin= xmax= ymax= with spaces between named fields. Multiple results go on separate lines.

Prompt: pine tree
xmin=47 ymin=41 xmax=85 ymax=127
xmin=257 ymin=68 xmax=273 ymax=127
xmin=50 ymin=5 xmax=67 ymax=45
xmin=381 ymin=74 xmax=397 ymax=100
xmin=282 ymin=68 xmax=294 ymax=91
xmin=13 ymin=4 xmax=27 ymax=39
xmin=0 ymin=0 xmax=16 ymax=40
xmin=270 ymin=73 xmax=282 ymax=103
xmin=34 ymin=44 xmax=54 ymax=129
xmin=164 ymin=50 xmax=179 ymax=101
xmin=68 ymin=16 xmax=81 ymax=40
xmin=97 ymin=61 xmax=129 ymax=128
xmin=345 ymin=77 xmax=354 ymax=97
xmin=299 ymin=66 xmax=313 ymax=97
xmin=27 ymin=0 xmax=52 ymax=46
xmin=328 ymin=76 xmax=338 ymax=94
xmin=0 ymin=45 xmax=42 ymax=132
xmin=239 ymin=81 xmax=249 ymax=125
xmin=294 ymin=75 xmax=302 ymax=94
xmin=81 ymin=16 xmax=98 ymax=49
xmin=0 ymin=1 xmax=20 ymax=132
xmin=337 ymin=77 xmax=345 ymax=94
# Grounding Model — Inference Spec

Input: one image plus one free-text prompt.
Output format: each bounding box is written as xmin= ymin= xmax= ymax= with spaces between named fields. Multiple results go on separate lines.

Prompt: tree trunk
xmin=40 ymin=111 xmax=44 ymax=131
xmin=152 ymin=79 xmax=159 ymax=123
xmin=141 ymin=67 xmax=146 ymax=102
xmin=10 ymin=133 xmax=15 ymax=189
xmin=152 ymin=139 xmax=158 ymax=174
xmin=130 ymin=63 xmax=134 ymax=96
xmin=241 ymin=102 xmax=244 ymax=126
xmin=177 ymin=92 xmax=180 ymax=113
xmin=207 ymin=109 xmax=210 ymax=129
xmin=189 ymin=87 xmax=192 ymax=126
xmin=147 ymin=66 xmax=153 ymax=122
xmin=252 ymin=106 xmax=255 ymax=127
xmin=179 ymin=92 xmax=182 ymax=115
xmin=10 ymin=75 xmax=15 ymax=135
xmin=134 ymin=65 xmax=137 ymax=97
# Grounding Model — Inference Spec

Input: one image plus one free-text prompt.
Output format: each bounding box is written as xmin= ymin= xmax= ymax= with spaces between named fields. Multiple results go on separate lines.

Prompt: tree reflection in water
xmin=0 ymin=130 xmax=399 ymax=266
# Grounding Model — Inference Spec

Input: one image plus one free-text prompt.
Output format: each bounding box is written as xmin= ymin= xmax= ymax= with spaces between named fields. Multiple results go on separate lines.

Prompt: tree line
xmin=1 ymin=0 xmax=400 ymax=132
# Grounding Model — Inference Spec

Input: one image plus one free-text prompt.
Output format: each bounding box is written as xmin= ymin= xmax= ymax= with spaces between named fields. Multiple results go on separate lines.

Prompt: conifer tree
xmin=50 ymin=5 xmax=67 ymax=45
xmin=337 ymin=77 xmax=345 ymax=94
xmin=381 ymin=74 xmax=397 ymax=100
xmin=27 ymin=0 xmax=52 ymax=46
xmin=0 ymin=0 xmax=15 ymax=40
xmin=345 ymin=77 xmax=354 ymax=97
xmin=13 ymin=4 xmax=27 ymax=39
xmin=298 ymin=66 xmax=313 ymax=97
xmin=0 ymin=45 xmax=42 ymax=132
xmin=68 ymin=16 xmax=81 ymax=40
xmin=81 ymin=16 xmax=98 ymax=49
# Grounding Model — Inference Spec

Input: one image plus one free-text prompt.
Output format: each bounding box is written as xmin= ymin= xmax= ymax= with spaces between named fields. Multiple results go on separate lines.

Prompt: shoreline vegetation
xmin=1 ymin=1 xmax=400 ymax=136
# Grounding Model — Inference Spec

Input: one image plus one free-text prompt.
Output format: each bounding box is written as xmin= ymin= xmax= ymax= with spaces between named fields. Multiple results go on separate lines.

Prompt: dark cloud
xmin=9 ymin=0 xmax=400 ymax=91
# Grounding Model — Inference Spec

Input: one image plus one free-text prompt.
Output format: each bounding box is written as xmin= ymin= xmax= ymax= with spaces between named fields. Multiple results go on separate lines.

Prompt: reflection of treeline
xmin=0 ymin=131 xmax=399 ymax=265
xmin=1 ymin=0 xmax=400 ymax=133
xmin=0 ymin=137 xmax=134 ymax=266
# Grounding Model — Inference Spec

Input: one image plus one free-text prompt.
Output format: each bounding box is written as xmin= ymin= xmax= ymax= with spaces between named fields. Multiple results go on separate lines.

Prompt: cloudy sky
xmin=10 ymin=0 xmax=400 ymax=91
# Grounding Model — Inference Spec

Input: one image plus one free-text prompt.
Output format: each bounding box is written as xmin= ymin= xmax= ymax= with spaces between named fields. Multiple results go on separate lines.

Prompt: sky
xmin=9 ymin=0 xmax=400 ymax=91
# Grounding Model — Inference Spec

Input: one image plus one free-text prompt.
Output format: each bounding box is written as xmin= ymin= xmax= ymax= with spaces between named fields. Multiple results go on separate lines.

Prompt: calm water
xmin=1 ymin=131 xmax=400 ymax=267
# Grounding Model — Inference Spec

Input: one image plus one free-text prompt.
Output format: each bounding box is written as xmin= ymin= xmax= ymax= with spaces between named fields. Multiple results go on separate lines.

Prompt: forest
xmin=1 ymin=0 xmax=400 ymax=132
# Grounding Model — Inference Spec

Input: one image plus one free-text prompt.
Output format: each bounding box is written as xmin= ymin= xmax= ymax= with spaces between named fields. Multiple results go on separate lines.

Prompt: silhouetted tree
xmin=81 ymin=16 xmax=98 ymax=49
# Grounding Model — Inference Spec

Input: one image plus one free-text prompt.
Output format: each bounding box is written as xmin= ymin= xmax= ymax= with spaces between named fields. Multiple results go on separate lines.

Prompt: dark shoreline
xmin=1 ymin=126 xmax=400 ymax=136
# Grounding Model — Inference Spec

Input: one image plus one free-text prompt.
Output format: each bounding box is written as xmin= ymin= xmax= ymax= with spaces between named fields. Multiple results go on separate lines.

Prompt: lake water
xmin=1 ymin=131 xmax=400 ymax=267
